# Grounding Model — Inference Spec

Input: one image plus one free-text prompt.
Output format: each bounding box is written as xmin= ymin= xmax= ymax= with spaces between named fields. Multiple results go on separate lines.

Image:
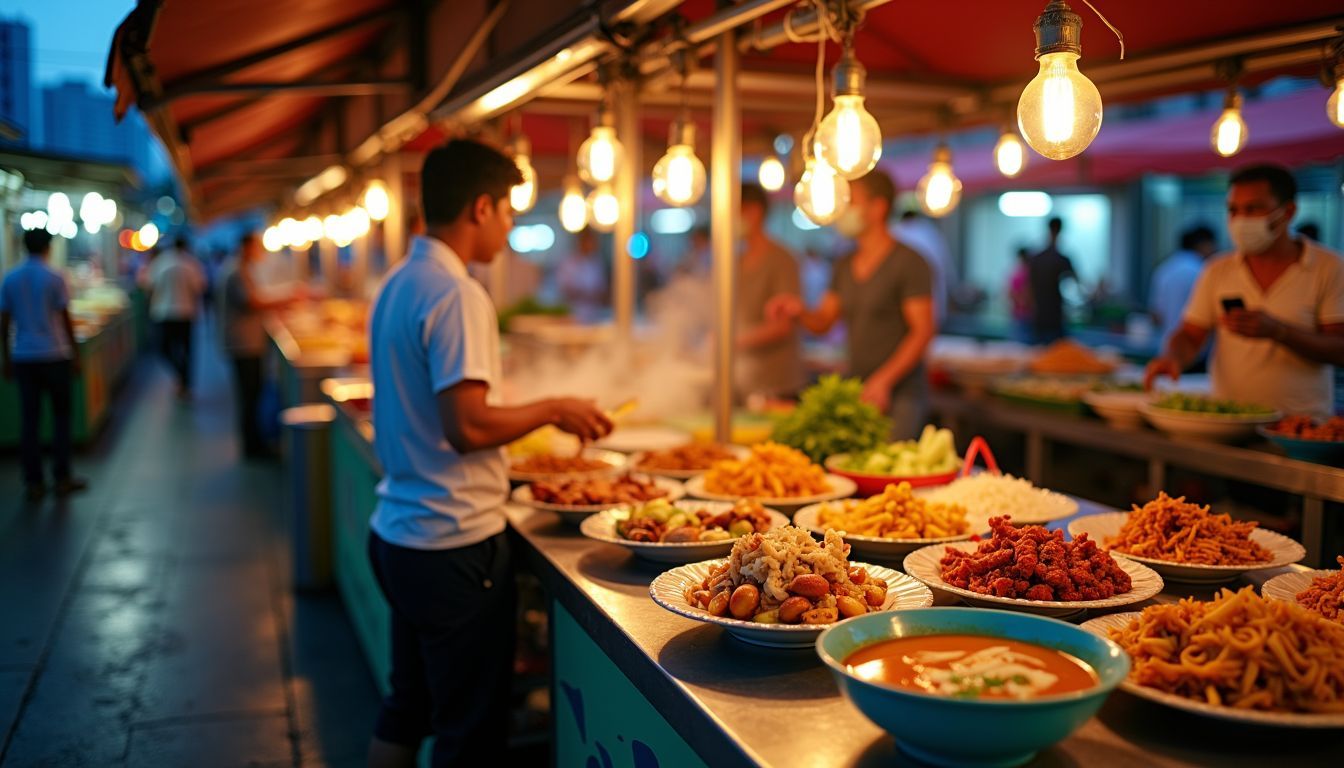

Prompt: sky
xmin=2 ymin=0 xmax=135 ymax=91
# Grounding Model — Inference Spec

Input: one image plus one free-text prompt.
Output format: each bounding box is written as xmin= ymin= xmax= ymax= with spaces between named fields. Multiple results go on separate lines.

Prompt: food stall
xmin=265 ymin=298 xmax=370 ymax=408
xmin=108 ymin=0 xmax=1344 ymax=765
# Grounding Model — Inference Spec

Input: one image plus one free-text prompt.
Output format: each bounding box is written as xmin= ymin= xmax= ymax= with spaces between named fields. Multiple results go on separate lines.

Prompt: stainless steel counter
xmin=931 ymin=390 xmax=1344 ymax=564
xmin=509 ymin=504 xmax=1344 ymax=768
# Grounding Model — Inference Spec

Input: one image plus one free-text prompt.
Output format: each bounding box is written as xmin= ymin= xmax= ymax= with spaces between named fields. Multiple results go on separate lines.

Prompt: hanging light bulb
xmin=651 ymin=118 xmax=706 ymax=207
xmin=1329 ymin=76 xmax=1344 ymax=129
xmin=1324 ymin=38 xmax=1344 ymax=129
xmin=1210 ymin=90 xmax=1248 ymax=158
xmin=558 ymin=175 xmax=588 ymax=234
xmin=793 ymin=155 xmax=850 ymax=226
xmin=363 ymin=180 xmax=390 ymax=221
xmin=577 ymin=102 xmax=623 ymax=186
xmin=994 ymin=129 xmax=1028 ymax=178
xmin=509 ymin=134 xmax=538 ymax=213
xmin=586 ymin=184 xmax=620 ymax=232
xmin=1017 ymin=1 xmax=1103 ymax=161
xmin=758 ymin=154 xmax=786 ymax=192
xmin=916 ymin=143 xmax=963 ymax=218
xmin=262 ymin=226 xmax=284 ymax=253
xmin=813 ymin=40 xmax=882 ymax=180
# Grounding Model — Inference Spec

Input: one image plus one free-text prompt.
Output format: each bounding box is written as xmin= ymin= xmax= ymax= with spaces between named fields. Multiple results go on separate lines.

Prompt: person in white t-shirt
xmin=1145 ymin=165 xmax=1344 ymax=416
xmin=141 ymin=235 xmax=206 ymax=397
xmin=365 ymin=139 xmax=611 ymax=768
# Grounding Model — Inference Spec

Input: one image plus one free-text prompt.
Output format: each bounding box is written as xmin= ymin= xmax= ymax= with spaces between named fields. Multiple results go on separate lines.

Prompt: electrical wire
xmin=1078 ymin=0 xmax=1125 ymax=60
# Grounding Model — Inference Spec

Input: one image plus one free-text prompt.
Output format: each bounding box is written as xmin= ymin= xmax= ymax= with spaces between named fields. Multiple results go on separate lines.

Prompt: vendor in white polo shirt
xmin=365 ymin=139 xmax=612 ymax=768
xmin=1146 ymin=164 xmax=1344 ymax=416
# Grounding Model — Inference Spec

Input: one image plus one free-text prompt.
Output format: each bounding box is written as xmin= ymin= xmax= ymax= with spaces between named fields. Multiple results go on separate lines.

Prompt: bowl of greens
xmin=771 ymin=375 xmax=890 ymax=465
xmin=1139 ymin=393 xmax=1280 ymax=442
xmin=827 ymin=426 xmax=961 ymax=496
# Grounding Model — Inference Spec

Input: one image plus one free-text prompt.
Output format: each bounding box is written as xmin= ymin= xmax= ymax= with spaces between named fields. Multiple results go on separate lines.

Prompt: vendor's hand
xmin=1222 ymin=308 xmax=1285 ymax=341
xmin=765 ymin=294 xmax=804 ymax=324
xmin=860 ymin=376 xmax=892 ymax=414
xmin=549 ymin=398 xmax=614 ymax=442
xmin=1143 ymin=356 xmax=1181 ymax=391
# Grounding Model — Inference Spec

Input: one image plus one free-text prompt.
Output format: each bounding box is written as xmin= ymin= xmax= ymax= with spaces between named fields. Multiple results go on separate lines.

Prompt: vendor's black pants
xmin=157 ymin=319 xmax=193 ymax=391
xmin=367 ymin=531 xmax=516 ymax=767
xmin=14 ymin=360 xmax=73 ymax=488
xmin=230 ymin=355 xmax=264 ymax=455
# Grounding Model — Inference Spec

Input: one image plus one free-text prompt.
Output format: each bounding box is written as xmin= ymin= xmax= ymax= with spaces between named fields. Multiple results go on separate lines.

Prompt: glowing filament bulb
xmin=558 ymin=176 xmax=588 ymax=234
xmin=994 ymin=131 xmax=1027 ymax=177
xmin=1018 ymin=51 xmax=1102 ymax=160
xmin=1329 ymin=77 xmax=1344 ymax=128
xmin=651 ymin=123 xmax=706 ymax=207
xmin=793 ymin=157 xmax=849 ymax=226
xmin=916 ymin=146 xmax=962 ymax=218
xmin=758 ymin=155 xmax=786 ymax=192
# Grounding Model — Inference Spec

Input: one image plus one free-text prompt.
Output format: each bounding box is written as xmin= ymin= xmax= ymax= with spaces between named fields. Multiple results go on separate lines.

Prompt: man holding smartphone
xmin=1145 ymin=165 xmax=1344 ymax=415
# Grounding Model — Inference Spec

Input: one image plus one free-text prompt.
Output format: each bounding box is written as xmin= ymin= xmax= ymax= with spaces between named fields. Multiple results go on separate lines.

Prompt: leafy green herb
xmin=1155 ymin=393 xmax=1275 ymax=416
xmin=770 ymin=375 xmax=890 ymax=464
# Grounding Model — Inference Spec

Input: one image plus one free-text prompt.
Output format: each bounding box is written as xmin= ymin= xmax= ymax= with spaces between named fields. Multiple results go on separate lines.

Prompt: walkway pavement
xmin=0 ymin=323 xmax=379 ymax=768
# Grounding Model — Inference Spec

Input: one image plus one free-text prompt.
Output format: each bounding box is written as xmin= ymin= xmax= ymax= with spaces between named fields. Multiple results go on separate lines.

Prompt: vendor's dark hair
xmin=740 ymin=183 xmax=769 ymax=213
xmin=421 ymin=139 xmax=523 ymax=225
xmin=1230 ymin=164 xmax=1297 ymax=204
xmin=855 ymin=170 xmax=895 ymax=219
xmin=1047 ymin=217 xmax=1063 ymax=235
xmin=23 ymin=228 xmax=52 ymax=255
xmin=1179 ymin=225 xmax=1215 ymax=250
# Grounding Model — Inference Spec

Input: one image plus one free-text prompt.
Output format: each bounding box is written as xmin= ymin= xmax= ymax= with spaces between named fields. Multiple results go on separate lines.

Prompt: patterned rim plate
xmin=1080 ymin=612 xmax=1344 ymax=728
xmin=1067 ymin=512 xmax=1306 ymax=584
xmin=650 ymin=560 xmax=933 ymax=649
xmin=507 ymin=448 xmax=627 ymax=483
xmin=903 ymin=541 xmax=1164 ymax=618
xmin=627 ymin=445 xmax=750 ymax=480
xmin=579 ymin=502 xmax=791 ymax=564
xmin=682 ymin=474 xmax=858 ymax=511
xmin=510 ymin=476 xmax=685 ymax=524
xmin=911 ymin=484 xmax=1079 ymax=526
xmin=1262 ymin=569 xmax=1336 ymax=606
xmin=792 ymin=503 xmax=991 ymax=562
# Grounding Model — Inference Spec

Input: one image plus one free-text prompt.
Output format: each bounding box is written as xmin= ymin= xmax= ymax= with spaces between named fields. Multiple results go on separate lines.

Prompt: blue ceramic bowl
xmin=816 ymin=608 xmax=1129 ymax=768
xmin=1258 ymin=427 xmax=1344 ymax=465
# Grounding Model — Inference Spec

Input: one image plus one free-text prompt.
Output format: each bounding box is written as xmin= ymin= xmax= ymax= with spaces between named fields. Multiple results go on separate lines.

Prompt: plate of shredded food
xmin=580 ymin=499 xmax=789 ymax=563
xmin=917 ymin=473 xmax=1078 ymax=526
xmin=683 ymin=442 xmax=857 ymax=514
xmin=511 ymin=473 xmax=684 ymax=524
xmin=650 ymin=526 xmax=933 ymax=648
xmin=1081 ymin=588 xmax=1344 ymax=726
xmin=1067 ymin=492 xmax=1305 ymax=583
xmin=629 ymin=442 xmax=748 ymax=480
xmin=1262 ymin=557 xmax=1344 ymax=624
xmin=794 ymin=482 xmax=989 ymax=561
xmin=903 ymin=516 xmax=1164 ymax=618
xmin=507 ymin=448 xmax=626 ymax=483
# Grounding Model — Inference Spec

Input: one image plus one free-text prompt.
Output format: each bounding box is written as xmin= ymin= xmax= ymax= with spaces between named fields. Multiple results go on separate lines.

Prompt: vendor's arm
xmin=1222 ymin=312 xmax=1344 ymax=366
xmin=436 ymin=382 xmax=612 ymax=453
xmin=862 ymin=296 xmax=935 ymax=411
xmin=739 ymin=255 xmax=802 ymax=350
xmin=766 ymin=290 xmax=840 ymax=335
xmin=1144 ymin=322 xmax=1209 ymax=389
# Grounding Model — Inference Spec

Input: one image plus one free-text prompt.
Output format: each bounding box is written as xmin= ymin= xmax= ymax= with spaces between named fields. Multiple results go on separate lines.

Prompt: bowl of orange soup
xmin=816 ymin=607 xmax=1129 ymax=768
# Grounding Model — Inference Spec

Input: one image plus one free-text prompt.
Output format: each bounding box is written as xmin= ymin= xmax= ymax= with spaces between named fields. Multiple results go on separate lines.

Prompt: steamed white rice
xmin=922 ymin=474 xmax=1076 ymax=524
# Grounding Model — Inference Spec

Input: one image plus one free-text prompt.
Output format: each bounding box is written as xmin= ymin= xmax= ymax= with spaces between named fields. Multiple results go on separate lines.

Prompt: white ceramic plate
xmin=510 ymin=476 xmax=685 ymax=525
xmin=903 ymin=541 xmax=1164 ymax=618
xmin=792 ymin=503 xmax=991 ymax=562
xmin=1081 ymin=612 xmax=1344 ymax=728
xmin=1262 ymin=569 xmax=1337 ymax=608
xmin=1083 ymin=390 xmax=1153 ymax=429
xmin=579 ymin=502 xmax=791 ymax=564
xmin=1067 ymin=512 xmax=1306 ymax=584
xmin=682 ymin=474 xmax=858 ymax=516
xmin=507 ymin=448 xmax=627 ymax=483
xmin=596 ymin=426 xmax=693 ymax=454
xmin=627 ymin=444 xmax=750 ymax=480
xmin=650 ymin=560 xmax=932 ymax=649
xmin=1139 ymin=403 xmax=1281 ymax=442
xmin=913 ymin=478 xmax=1079 ymax=526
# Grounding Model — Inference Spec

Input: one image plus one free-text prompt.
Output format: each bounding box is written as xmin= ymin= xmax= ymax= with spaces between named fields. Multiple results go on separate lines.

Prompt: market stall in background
xmin=104 ymin=0 xmax=1344 ymax=766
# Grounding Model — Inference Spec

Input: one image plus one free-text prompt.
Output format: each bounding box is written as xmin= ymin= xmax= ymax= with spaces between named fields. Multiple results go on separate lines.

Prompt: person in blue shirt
xmin=365 ymin=139 xmax=612 ymax=768
xmin=1149 ymin=225 xmax=1216 ymax=349
xmin=1 ymin=229 xmax=89 ymax=502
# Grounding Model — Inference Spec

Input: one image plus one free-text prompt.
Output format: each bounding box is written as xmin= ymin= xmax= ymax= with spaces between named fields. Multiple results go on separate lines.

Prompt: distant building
xmin=41 ymin=79 xmax=151 ymax=172
xmin=0 ymin=19 xmax=32 ymax=146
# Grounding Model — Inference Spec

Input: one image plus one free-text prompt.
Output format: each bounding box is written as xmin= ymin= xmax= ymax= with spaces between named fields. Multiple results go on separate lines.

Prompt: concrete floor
xmin=0 ymin=324 xmax=380 ymax=768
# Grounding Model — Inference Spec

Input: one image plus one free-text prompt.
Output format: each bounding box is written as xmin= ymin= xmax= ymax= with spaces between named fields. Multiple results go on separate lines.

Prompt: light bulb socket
xmin=832 ymin=47 xmax=867 ymax=98
xmin=512 ymin=133 xmax=532 ymax=158
xmin=932 ymin=143 xmax=953 ymax=165
xmin=563 ymin=174 xmax=583 ymax=193
xmin=595 ymin=100 xmax=615 ymax=128
xmin=1033 ymin=0 xmax=1083 ymax=58
xmin=1222 ymin=90 xmax=1242 ymax=111
xmin=668 ymin=118 xmax=695 ymax=148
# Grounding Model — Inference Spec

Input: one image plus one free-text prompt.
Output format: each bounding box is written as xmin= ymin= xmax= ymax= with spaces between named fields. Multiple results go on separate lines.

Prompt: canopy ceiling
xmin=107 ymin=0 xmax=1344 ymax=220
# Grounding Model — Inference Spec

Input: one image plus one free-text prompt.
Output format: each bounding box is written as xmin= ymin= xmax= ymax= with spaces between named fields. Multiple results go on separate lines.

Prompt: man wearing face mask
xmin=735 ymin=183 xmax=803 ymax=400
xmin=1144 ymin=165 xmax=1344 ymax=416
xmin=768 ymin=170 xmax=936 ymax=438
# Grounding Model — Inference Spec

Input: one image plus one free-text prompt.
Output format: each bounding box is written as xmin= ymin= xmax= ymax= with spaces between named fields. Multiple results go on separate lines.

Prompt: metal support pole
xmin=352 ymin=232 xmax=370 ymax=297
xmin=711 ymin=30 xmax=740 ymax=444
xmin=613 ymin=78 xmax=639 ymax=343
xmin=383 ymin=153 xmax=407 ymax=265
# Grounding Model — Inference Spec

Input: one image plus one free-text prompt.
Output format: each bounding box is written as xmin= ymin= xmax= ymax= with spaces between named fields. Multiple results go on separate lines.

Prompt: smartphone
xmin=1221 ymin=297 xmax=1246 ymax=312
